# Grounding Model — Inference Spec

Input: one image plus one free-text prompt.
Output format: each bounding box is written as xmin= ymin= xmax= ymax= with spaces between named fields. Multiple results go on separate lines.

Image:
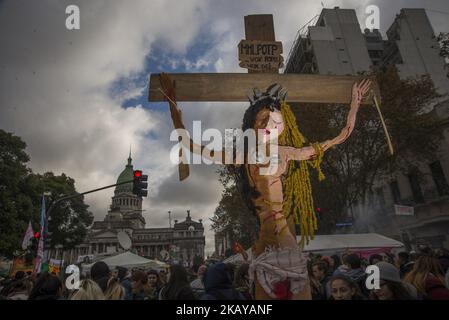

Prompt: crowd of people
xmin=308 ymin=248 xmax=449 ymax=300
xmin=1 ymin=247 xmax=449 ymax=300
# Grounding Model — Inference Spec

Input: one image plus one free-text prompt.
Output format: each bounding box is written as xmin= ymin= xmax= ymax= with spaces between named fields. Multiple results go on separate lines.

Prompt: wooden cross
xmin=148 ymin=14 xmax=379 ymax=104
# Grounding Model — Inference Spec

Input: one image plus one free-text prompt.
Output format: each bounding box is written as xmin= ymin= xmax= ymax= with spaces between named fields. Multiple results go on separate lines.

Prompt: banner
xmin=48 ymin=259 xmax=62 ymax=274
xmin=394 ymin=204 xmax=414 ymax=216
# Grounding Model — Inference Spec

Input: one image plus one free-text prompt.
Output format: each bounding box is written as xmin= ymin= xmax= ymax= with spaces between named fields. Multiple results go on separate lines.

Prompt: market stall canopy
xmin=302 ymin=233 xmax=404 ymax=252
xmin=83 ymin=251 xmax=169 ymax=271
xmin=223 ymin=233 xmax=404 ymax=264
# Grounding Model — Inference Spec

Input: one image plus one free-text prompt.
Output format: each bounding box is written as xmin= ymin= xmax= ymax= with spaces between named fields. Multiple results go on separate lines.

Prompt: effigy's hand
xmin=351 ymin=78 xmax=372 ymax=106
xmin=159 ymin=73 xmax=185 ymax=129
xmin=159 ymin=72 xmax=176 ymax=101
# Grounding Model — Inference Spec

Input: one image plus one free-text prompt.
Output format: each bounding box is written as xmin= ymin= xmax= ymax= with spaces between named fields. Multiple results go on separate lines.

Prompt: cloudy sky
xmin=1 ymin=0 xmax=448 ymax=255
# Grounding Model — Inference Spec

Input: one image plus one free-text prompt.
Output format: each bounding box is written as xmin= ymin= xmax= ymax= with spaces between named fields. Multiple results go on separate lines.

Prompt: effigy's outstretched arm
xmin=286 ymin=79 xmax=372 ymax=161
xmin=159 ymin=73 xmax=227 ymax=164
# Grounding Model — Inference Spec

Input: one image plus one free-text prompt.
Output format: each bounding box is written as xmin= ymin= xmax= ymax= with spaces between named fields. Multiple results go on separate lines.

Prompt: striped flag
xmin=34 ymin=195 xmax=46 ymax=273
xmin=21 ymin=221 xmax=34 ymax=250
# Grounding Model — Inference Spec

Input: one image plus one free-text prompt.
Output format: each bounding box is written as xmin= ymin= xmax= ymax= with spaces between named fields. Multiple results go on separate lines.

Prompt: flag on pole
xmin=21 ymin=221 xmax=34 ymax=250
xmin=34 ymin=195 xmax=46 ymax=273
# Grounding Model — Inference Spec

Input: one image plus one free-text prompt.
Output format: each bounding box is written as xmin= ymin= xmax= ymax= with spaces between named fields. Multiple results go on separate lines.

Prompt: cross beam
xmin=148 ymin=73 xmax=379 ymax=105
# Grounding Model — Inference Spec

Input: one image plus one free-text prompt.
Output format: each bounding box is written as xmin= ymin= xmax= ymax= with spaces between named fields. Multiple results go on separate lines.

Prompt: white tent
xmin=223 ymin=233 xmax=404 ymax=264
xmin=302 ymin=233 xmax=404 ymax=252
xmin=83 ymin=251 xmax=169 ymax=272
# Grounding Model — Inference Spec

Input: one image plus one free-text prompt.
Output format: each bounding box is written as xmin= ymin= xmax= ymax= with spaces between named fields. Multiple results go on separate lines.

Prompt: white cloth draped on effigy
xmin=248 ymin=247 xmax=309 ymax=300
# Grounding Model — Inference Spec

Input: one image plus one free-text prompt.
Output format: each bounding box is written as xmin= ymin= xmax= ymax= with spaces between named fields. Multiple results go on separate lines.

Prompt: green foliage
xmin=0 ymin=129 xmax=94 ymax=258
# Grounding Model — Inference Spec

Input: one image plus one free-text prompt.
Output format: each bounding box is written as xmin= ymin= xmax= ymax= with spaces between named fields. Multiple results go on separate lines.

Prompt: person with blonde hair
xmin=404 ymin=255 xmax=449 ymax=300
xmin=104 ymin=277 xmax=125 ymax=300
xmin=70 ymin=279 xmax=105 ymax=300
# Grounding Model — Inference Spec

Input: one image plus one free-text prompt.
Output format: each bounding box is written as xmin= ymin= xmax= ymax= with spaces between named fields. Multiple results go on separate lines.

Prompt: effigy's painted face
xmin=254 ymin=107 xmax=285 ymax=143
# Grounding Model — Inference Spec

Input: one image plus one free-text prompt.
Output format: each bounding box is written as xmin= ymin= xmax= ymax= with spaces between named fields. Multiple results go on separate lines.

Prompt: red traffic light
xmin=134 ymin=170 xmax=142 ymax=178
xmin=34 ymin=232 xmax=40 ymax=239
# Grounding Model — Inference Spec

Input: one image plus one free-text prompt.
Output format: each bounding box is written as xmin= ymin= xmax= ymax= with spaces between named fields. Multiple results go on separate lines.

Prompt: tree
xmin=0 ymin=129 xmax=94 ymax=258
xmin=211 ymin=165 xmax=258 ymax=250
xmin=0 ymin=130 xmax=34 ymax=258
xmin=35 ymin=172 xmax=94 ymax=250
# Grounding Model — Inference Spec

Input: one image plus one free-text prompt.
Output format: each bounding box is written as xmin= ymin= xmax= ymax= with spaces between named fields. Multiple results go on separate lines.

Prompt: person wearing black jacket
xmin=201 ymin=262 xmax=245 ymax=300
xmin=159 ymin=264 xmax=196 ymax=300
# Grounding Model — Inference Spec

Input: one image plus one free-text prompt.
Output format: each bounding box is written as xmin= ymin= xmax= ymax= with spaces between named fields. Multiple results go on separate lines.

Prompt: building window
xmin=390 ymin=180 xmax=401 ymax=204
xmin=408 ymin=171 xmax=424 ymax=203
xmin=429 ymin=161 xmax=449 ymax=196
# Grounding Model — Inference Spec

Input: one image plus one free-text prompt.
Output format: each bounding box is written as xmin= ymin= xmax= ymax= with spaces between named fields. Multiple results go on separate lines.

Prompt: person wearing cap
xmin=370 ymin=261 xmax=417 ymax=300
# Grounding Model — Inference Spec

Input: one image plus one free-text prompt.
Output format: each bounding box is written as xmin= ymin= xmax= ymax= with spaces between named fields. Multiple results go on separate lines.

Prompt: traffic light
xmin=133 ymin=170 xmax=148 ymax=197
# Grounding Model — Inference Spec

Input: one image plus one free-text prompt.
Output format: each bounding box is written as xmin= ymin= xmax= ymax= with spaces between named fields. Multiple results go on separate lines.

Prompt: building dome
xmin=115 ymin=154 xmax=134 ymax=194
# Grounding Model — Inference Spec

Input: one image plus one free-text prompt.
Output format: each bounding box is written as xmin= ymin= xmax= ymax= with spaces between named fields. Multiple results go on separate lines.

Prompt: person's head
xmin=371 ymin=262 xmax=413 ymax=300
xmin=70 ymin=279 xmax=105 ymax=300
xmin=116 ymin=266 xmax=128 ymax=281
xmin=196 ymin=265 xmax=207 ymax=279
xmin=382 ymin=253 xmax=394 ymax=264
xmin=159 ymin=270 xmax=167 ymax=284
xmin=320 ymin=256 xmax=332 ymax=270
xmin=90 ymin=261 xmax=110 ymax=292
xmin=404 ymin=255 xmax=446 ymax=294
xmin=167 ymin=265 xmax=189 ymax=286
xmin=409 ymin=251 xmax=418 ymax=262
xmin=397 ymin=252 xmax=410 ymax=265
xmin=147 ymin=270 xmax=159 ymax=287
xmin=28 ymin=272 xmax=63 ymax=300
xmin=369 ymin=254 xmax=383 ymax=266
xmin=242 ymin=85 xmax=286 ymax=144
xmin=330 ymin=255 xmax=341 ymax=269
xmin=329 ymin=275 xmax=360 ymax=300
xmin=14 ymin=271 xmax=25 ymax=281
xmin=311 ymin=261 xmax=328 ymax=281
xmin=131 ymin=270 xmax=148 ymax=292
xmin=90 ymin=261 xmax=110 ymax=280
xmin=345 ymin=254 xmax=361 ymax=270
xmin=162 ymin=264 xmax=190 ymax=300
xmin=104 ymin=277 xmax=125 ymax=300
xmin=203 ymin=262 xmax=233 ymax=292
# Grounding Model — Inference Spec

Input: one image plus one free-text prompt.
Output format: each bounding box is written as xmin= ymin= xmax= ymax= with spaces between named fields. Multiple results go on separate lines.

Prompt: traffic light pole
xmin=43 ymin=179 xmax=135 ymax=263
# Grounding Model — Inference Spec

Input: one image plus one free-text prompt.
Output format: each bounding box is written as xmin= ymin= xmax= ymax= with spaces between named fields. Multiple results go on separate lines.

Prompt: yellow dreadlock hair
xmin=278 ymin=101 xmax=325 ymax=248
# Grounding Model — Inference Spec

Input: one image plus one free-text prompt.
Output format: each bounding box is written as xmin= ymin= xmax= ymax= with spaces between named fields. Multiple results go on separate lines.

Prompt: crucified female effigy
xmin=157 ymin=72 xmax=371 ymax=300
